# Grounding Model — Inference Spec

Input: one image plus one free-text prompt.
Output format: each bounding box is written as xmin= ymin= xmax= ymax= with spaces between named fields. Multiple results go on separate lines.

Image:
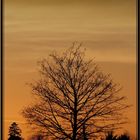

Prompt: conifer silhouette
xmin=8 ymin=122 xmax=23 ymax=140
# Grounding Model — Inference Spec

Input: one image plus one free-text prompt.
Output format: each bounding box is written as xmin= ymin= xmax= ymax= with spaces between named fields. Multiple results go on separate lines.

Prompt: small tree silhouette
xmin=118 ymin=133 xmax=130 ymax=140
xmin=104 ymin=131 xmax=117 ymax=140
xmin=8 ymin=122 xmax=22 ymax=140
xmin=102 ymin=132 xmax=131 ymax=140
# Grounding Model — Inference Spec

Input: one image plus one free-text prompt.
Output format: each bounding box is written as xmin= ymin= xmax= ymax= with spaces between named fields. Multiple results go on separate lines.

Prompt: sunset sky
xmin=4 ymin=0 xmax=136 ymax=139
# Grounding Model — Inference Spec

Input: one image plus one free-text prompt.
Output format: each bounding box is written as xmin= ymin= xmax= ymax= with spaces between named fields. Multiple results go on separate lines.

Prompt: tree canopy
xmin=22 ymin=45 xmax=129 ymax=140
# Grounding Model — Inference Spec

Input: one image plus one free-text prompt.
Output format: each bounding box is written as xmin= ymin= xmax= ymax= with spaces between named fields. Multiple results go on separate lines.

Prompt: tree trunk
xmin=72 ymin=93 xmax=78 ymax=140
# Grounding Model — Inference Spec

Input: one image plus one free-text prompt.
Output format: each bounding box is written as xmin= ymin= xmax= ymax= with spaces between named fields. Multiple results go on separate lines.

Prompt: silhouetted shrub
xmin=102 ymin=132 xmax=131 ymax=140
xmin=104 ymin=131 xmax=117 ymax=140
xmin=118 ymin=133 xmax=130 ymax=140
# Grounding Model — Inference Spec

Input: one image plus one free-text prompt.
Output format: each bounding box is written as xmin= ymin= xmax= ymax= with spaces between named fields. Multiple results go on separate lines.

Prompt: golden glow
xmin=4 ymin=0 xmax=136 ymax=139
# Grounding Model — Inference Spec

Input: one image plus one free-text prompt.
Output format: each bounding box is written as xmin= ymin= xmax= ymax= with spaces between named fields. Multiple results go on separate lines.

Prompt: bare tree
xmin=22 ymin=44 xmax=129 ymax=140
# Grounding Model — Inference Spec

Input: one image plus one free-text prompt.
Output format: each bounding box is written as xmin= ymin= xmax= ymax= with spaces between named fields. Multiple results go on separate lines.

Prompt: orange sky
xmin=4 ymin=0 xmax=137 ymax=139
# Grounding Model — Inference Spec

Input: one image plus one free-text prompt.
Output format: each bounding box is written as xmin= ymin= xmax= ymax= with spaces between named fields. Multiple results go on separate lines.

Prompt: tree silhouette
xmin=103 ymin=132 xmax=131 ymax=140
xmin=8 ymin=122 xmax=22 ymax=140
xmin=22 ymin=44 xmax=129 ymax=139
xmin=118 ymin=133 xmax=130 ymax=140
xmin=104 ymin=131 xmax=117 ymax=140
